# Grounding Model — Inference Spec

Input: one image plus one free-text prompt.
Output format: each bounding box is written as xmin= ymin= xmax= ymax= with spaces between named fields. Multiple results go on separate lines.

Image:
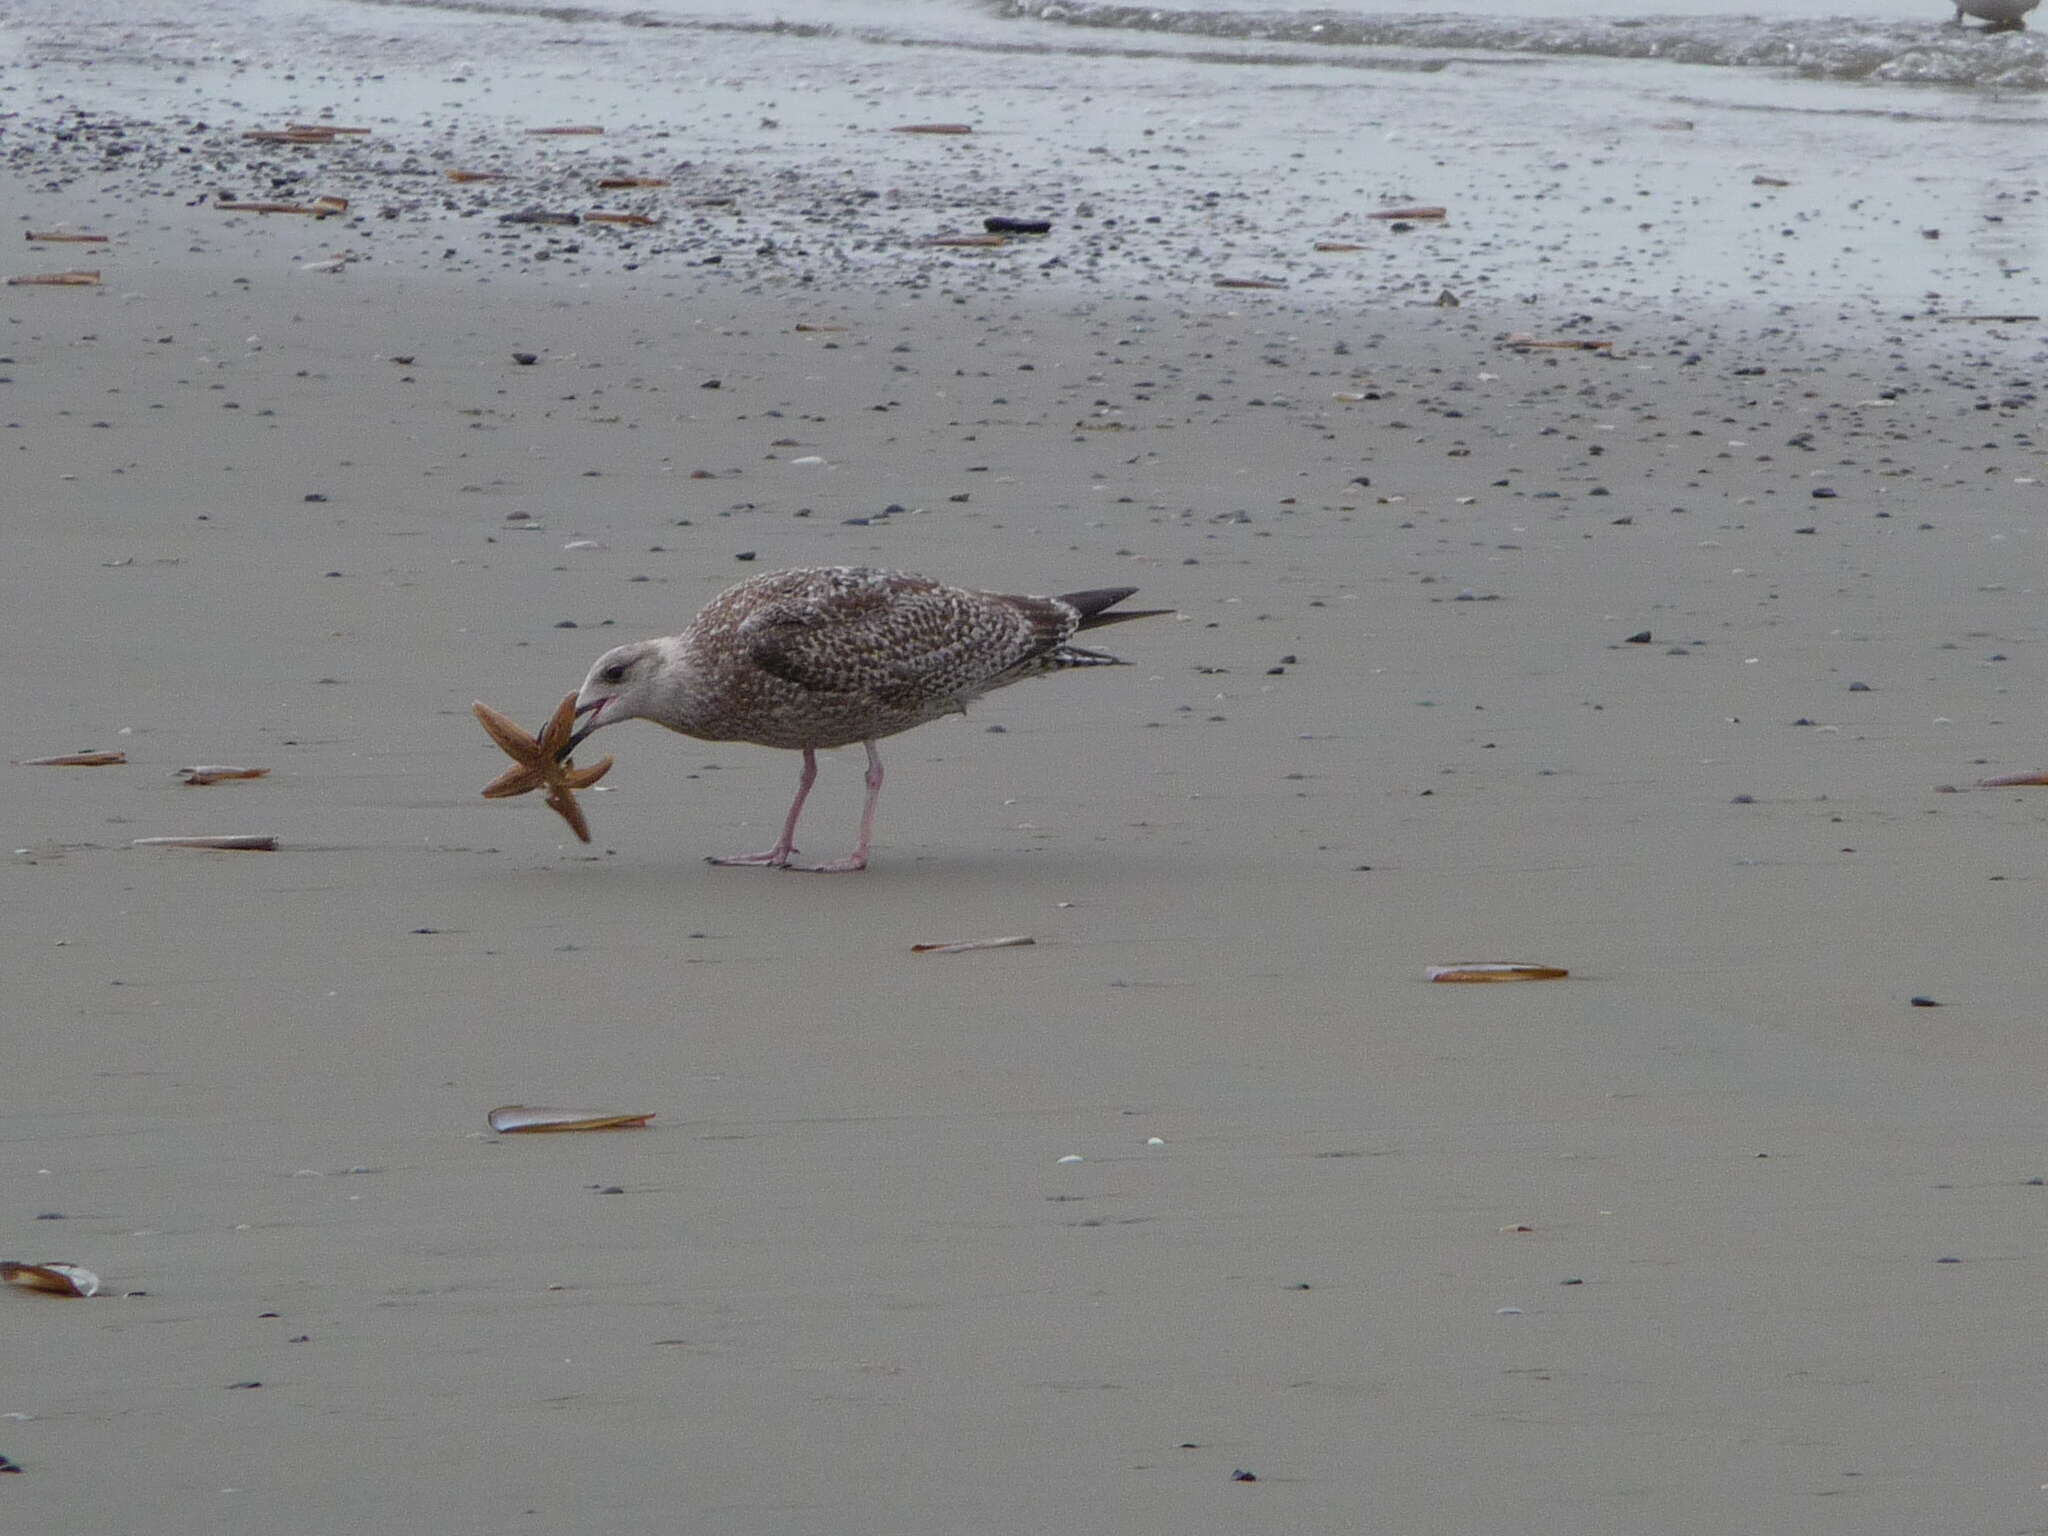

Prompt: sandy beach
xmin=7 ymin=2 xmax=2048 ymax=1532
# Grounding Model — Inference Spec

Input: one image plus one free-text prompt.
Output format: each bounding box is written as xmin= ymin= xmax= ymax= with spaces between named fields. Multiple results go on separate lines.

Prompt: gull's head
xmin=564 ymin=639 xmax=665 ymax=755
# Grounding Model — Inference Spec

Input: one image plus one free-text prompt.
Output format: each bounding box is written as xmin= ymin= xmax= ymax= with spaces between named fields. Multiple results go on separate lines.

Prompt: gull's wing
xmin=738 ymin=571 xmax=1074 ymax=707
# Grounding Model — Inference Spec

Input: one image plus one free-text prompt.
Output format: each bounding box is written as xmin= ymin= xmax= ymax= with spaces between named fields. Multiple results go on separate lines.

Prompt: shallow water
xmin=3 ymin=0 xmax=2043 ymax=319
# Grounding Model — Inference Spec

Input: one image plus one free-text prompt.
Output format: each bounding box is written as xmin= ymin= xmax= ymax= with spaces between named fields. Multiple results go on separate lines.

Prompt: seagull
xmin=562 ymin=566 xmax=1168 ymax=871
xmin=1952 ymin=0 xmax=2039 ymax=28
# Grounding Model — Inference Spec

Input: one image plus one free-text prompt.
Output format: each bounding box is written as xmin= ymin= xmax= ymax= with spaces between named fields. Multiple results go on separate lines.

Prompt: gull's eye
xmin=600 ymin=661 xmax=629 ymax=685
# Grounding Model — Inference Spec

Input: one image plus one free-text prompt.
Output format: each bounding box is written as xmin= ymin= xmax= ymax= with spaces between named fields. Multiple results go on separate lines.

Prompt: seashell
xmin=176 ymin=766 xmax=269 ymax=785
xmin=1976 ymin=770 xmax=2048 ymax=788
xmin=1502 ymin=335 xmax=1612 ymax=351
xmin=1427 ymin=962 xmax=1569 ymax=983
xmin=487 ymin=1105 xmax=654 ymax=1134
xmin=1 ymin=1262 xmax=99 ymax=1298
xmin=6 ymin=270 xmax=99 ymax=286
xmin=892 ymin=123 xmax=972 ymax=135
xmin=132 ymin=834 xmax=278 ymax=850
xmin=525 ymin=124 xmax=604 ymax=136
xmin=18 ymin=750 xmax=125 ymax=766
xmin=911 ymin=935 xmax=1035 ymax=954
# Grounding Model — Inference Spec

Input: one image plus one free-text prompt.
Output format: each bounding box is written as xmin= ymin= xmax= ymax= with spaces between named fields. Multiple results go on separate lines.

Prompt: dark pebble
xmin=735 ymin=550 xmax=757 ymax=561
xmin=1910 ymin=996 xmax=1941 ymax=1007
xmin=1848 ymin=682 xmax=1870 ymax=692
xmin=1231 ymin=1469 xmax=1258 ymax=1482
xmin=598 ymin=1185 xmax=625 ymax=1195
xmin=0 ymin=1454 xmax=20 ymax=1474
xmin=1731 ymin=794 xmax=1755 ymax=804
xmin=700 ymin=379 xmax=721 ymax=389
xmin=985 ymin=216 xmax=1053 ymax=234
xmin=34 ymin=1212 xmax=64 ymax=1220
xmin=1560 ymin=1277 xmax=1584 ymax=1285
xmin=1811 ymin=488 xmax=1838 ymax=498
xmin=554 ymin=619 xmax=578 ymax=629
xmin=512 ymin=352 xmax=539 ymax=366
xmin=303 ymin=492 xmax=328 ymax=503
xmin=1624 ymin=629 xmax=1652 ymax=644
xmin=226 ymin=1380 xmax=262 ymax=1390
xmin=1936 ymin=1256 xmax=1961 ymax=1263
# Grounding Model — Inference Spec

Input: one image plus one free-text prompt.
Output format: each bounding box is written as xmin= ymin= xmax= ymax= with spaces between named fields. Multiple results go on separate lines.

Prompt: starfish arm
xmin=557 ymin=755 xmax=614 ymax=790
xmin=481 ymin=763 xmax=547 ymax=798
xmin=473 ymin=700 xmax=543 ymax=762
xmin=535 ymin=693 xmax=581 ymax=760
xmin=546 ymin=784 xmax=594 ymax=842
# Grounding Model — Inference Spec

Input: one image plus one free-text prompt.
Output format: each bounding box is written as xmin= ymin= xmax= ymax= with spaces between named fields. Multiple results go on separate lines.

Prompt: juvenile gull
xmin=563 ymin=565 xmax=1168 ymax=871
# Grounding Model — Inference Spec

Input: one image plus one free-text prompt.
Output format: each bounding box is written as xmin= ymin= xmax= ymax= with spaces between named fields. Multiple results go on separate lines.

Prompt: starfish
xmin=474 ymin=693 xmax=613 ymax=843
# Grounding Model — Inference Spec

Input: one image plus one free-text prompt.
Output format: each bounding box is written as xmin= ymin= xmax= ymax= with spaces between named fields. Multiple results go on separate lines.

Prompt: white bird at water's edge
xmin=561 ymin=566 xmax=1170 ymax=872
xmin=1952 ymin=0 xmax=2038 ymax=28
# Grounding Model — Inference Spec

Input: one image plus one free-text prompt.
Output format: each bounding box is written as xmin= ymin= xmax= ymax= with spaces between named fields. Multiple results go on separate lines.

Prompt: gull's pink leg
xmin=790 ymin=740 xmax=882 ymax=873
xmin=708 ymin=747 xmax=817 ymax=868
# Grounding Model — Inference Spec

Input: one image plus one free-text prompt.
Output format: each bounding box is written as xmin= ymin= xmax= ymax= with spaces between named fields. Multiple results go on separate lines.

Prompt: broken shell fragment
xmin=596 ymin=176 xmax=670 ymax=189
xmin=1367 ymin=206 xmax=1447 ymax=220
xmin=213 ymin=199 xmax=347 ymax=217
xmin=892 ymin=122 xmax=973 ymax=134
xmin=445 ymin=169 xmax=510 ymax=182
xmin=175 ymin=765 xmax=271 ymax=785
xmin=526 ymin=124 xmax=605 ymax=136
xmin=24 ymin=231 xmax=109 ymax=243
xmin=1426 ymin=962 xmax=1570 ymax=983
xmin=911 ymin=935 xmax=1036 ymax=954
xmin=7 ymin=270 xmax=99 ymax=286
xmin=132 ymin=834 xmax=279 ymax=850
xmin=18 ymin=750 xmax=126 ymax=766
xmin=488 ymin=1105 xmax=655 ymax=1134
xmin=1 ymin=1262 xmax=100 ymax=1298
xmin=1503 ymin=334 xmax=1613 ymax=351
xmin=1976 ymin=770 xmax=2048 ymax=787
xmin=582 ymin=212 xmax=660 ymax=227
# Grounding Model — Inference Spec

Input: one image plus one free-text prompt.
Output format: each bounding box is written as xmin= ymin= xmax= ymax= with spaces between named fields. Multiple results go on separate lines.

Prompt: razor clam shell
xmin=488 ymin=1105 xmax=655 ymax=1134
xmin=1426 ymin=963 xmax=1570 ymax=983
xmin=1 ymin=1261 xmax=100 ymax=1297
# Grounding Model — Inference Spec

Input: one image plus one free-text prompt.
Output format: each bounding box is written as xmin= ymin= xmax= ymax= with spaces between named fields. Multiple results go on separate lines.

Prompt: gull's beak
xmin=559 ymin=697 xmax=606 ymax=759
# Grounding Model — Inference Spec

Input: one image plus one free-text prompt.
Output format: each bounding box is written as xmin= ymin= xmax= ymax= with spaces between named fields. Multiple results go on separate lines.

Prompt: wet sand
xmin=7 ymin=63 xmax=2048 ymax=1536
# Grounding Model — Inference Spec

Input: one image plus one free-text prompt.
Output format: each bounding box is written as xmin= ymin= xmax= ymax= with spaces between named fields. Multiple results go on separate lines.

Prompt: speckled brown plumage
xmin=564 ymin=566 xmax=1167 ymax=871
